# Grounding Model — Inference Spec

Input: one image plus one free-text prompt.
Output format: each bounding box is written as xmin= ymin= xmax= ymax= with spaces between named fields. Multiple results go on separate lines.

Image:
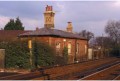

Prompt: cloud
xmin=0 ymin=15 xmax=44 ymax=30
xmin=76 ymin=20 xmax=108 ymax=36
xmin=53 ymin=1 xmax=120 ymax=36
xmin=55 ymin=1 xmax=120 ymax=22
xmin=0 ymin=1 xmax=120 ymax=36
xmin=0 ymin=15 xmax=10 ymax=29
xmin=21 ymin=17 xmax=44 ymax=30
xmin=0 ymin=1 xmax=46 ymax=19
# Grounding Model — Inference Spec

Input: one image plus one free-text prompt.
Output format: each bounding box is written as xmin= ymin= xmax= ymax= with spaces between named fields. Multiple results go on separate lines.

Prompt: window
xmin=76 ymin=43 xmax=79 ymax=54
xmin=85 ymin=45 xmax=87 ymax=54
xmin=56 ymin=42 xmax=61 ymax=53
xmin=68 ymin=43 xmax=72 ymax=54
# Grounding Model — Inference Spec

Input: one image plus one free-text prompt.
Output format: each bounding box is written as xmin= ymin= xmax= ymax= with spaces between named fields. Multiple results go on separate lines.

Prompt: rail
xmin=81 ymin=62 xmax=120 ymax=80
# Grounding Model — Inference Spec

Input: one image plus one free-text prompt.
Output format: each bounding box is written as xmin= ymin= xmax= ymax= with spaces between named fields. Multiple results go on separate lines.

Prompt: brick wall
xmin=21 ymin=36 xmax=88 ymax=63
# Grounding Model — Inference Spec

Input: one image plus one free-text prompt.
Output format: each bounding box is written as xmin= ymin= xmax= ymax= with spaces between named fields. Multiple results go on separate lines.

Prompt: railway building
xmin=19 ymin=5 xmax=88 ymax=63
xmin=0 ymin=5 xmax=88 ymax=63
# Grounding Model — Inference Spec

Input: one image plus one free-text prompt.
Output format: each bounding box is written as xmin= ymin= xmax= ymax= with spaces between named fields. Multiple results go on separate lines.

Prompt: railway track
xmin=53 ymin=57 xmax=120 ymax=80
xmin=66 ymin=59 xmax=120 ymax=80
xmin=0 ymin=72 xmax=20 ymax=78
xmin=114 ymin=75 xmax=120 ymax=80
xmin=0 ymin=71 xmax=44 ymax=80
xmin=0 ymin=57 xmax=119 ymax=80
xmin=81 ymin=62 xmax=120 ymax=80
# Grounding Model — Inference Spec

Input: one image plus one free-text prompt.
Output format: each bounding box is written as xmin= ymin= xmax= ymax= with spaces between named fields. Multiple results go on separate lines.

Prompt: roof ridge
xmin=19 ymin=28 xmax=87 ymax=40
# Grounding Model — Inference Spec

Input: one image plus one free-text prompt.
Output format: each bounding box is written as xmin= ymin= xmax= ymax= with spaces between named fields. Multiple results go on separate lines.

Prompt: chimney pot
xmin=68 ymin=22 xmax=72 ymax=23
xmin=66 ymin=22 xmax=73 ymax=33
xmin=36 ymin=27 xmax=39 ymax=31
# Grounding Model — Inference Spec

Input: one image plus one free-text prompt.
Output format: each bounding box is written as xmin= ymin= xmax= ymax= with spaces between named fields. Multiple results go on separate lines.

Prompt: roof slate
xmin=19 ymin=28 xmax=87 ymax=40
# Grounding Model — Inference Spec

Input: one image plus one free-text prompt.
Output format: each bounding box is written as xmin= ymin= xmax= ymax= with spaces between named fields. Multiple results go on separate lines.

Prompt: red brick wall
xmin=20 ymin=36 xmax=88 ymax=63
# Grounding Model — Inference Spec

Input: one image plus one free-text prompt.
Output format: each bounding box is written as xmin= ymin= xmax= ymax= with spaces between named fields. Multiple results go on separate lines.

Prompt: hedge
xmin=0 ymin=40 xmax=56 ymax=69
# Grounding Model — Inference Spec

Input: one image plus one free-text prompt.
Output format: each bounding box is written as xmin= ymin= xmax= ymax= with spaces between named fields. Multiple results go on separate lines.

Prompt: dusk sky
xmin=0 ymin=1 xmax=120 ymax=36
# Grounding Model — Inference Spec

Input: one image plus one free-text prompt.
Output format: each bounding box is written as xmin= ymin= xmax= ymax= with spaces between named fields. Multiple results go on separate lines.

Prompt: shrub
xmin=32 ymin=41 xmax=55 ymax=68
xmin=63 ymin=47 xmax=68 ymax=64
xmin=110 ymin=47 xmax=120 ymax=57
xmin=54 ymin=47 xmax=68 ymax=65
xmin=54 ymin=56 xmax=66 ymax=65
xmin=0 ymin=40 xmax=56 ymax=69
xmin=0 ymin=41 xmax=30 ymax=69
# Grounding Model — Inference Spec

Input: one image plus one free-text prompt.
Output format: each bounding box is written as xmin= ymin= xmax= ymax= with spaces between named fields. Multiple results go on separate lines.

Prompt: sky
xmin=0 ymin=1 xmax=120 ymax=36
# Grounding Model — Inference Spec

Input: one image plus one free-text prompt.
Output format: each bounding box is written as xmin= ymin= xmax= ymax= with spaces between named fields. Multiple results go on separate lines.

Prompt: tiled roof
xmin=19 ymin=28 xmax=87 ymax=40
xmin=0 ymin=30 xmax=31 ymax=41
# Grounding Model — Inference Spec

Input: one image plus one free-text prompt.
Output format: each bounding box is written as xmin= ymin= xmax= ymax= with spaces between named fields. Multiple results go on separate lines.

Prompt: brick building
xmin=0 ymin=30 xmax=31 ymax=41
xmin=19 ymin=5 xmax=88 ymax=63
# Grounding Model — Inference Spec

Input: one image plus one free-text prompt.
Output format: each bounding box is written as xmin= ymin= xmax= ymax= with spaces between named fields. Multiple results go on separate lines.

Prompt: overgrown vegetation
xmin=32 ymin=41 xmax=55 ymax=68
xmin=0 ymin=41 xmax=30 ymax=69
xmin=105 ymin=20 xmax=120 ymax=57
xmin=54 ymin=47 xmax=68 ymax=65
xmin=0 ymin=40 xmax=56 ymax=69
xmin=63 ymin=47 xmax=68 ymax=64
xmin=90 ymin=20 xmax=120 ymax=57
xmin=109 ymin=46 xmax=120 ymax=57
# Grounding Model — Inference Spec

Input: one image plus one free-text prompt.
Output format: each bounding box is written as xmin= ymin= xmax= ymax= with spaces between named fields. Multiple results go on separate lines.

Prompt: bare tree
xmin=90 ymin=37 xmax=114 ymax=49
xmin=105 ymin=20 xmax=120 ymax=45
xmin=79 ymin=30 xmax=94 ymax=41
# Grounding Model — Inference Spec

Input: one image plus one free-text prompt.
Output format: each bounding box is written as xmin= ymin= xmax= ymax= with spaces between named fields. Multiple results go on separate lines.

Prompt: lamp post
xmin=28 ymin=40 xmax=33 ymax=70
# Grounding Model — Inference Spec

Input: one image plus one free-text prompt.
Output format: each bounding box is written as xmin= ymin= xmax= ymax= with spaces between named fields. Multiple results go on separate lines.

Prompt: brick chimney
xmin=36 ymin=27 xmax=39 ymax=31
xmin=44 ymin=5 xmax=55 ymax=29
xmin=46 ymin=5 xmax=52 ymax=11
xmin=66 ymin=22 xmax=73 ymax=32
